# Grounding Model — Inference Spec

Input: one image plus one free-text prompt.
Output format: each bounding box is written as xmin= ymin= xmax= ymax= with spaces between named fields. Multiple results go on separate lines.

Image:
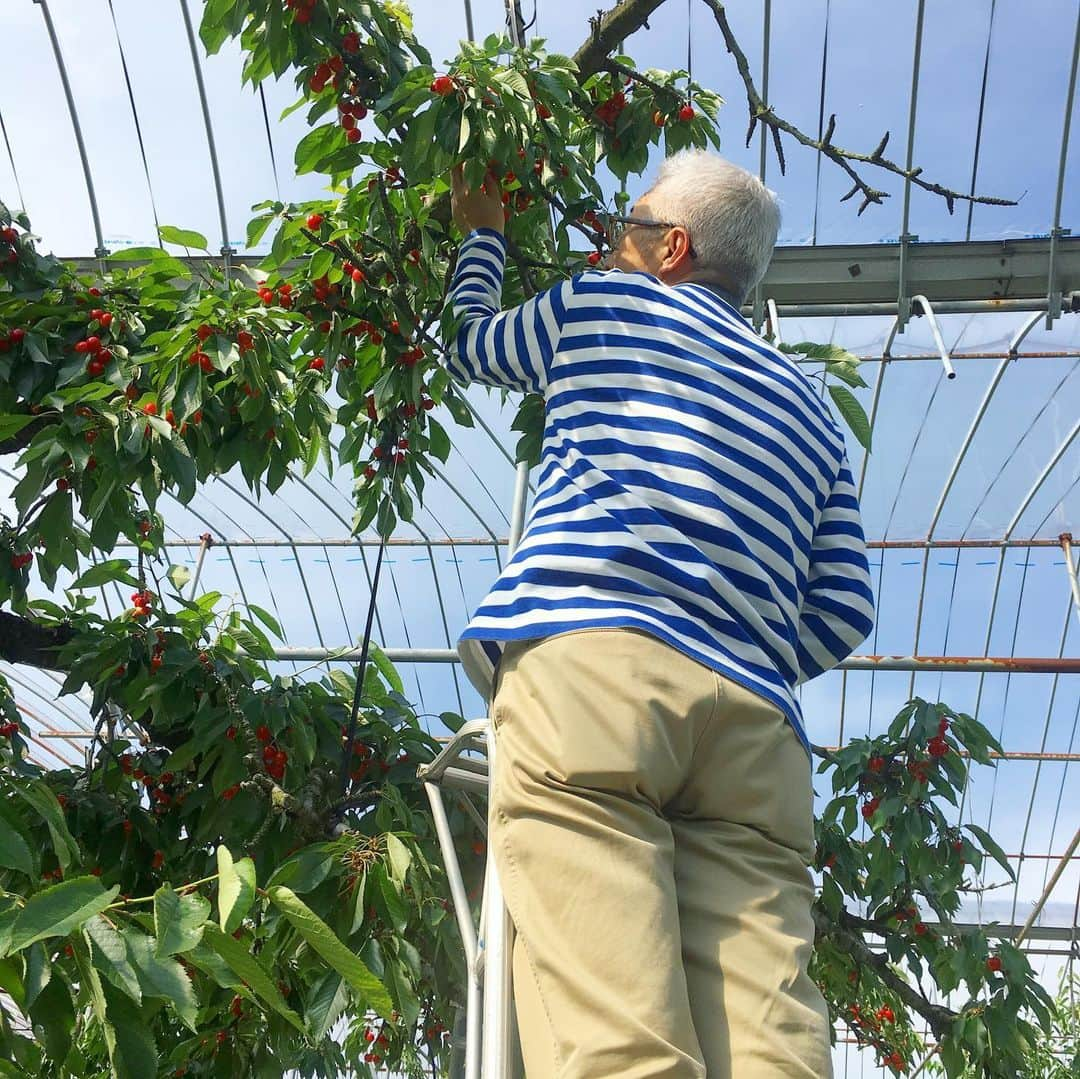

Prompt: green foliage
xmin=811 ymin=699 xmax=1060 ymax=1076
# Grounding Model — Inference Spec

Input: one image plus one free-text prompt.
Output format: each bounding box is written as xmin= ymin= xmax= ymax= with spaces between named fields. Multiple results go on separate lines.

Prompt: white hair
xmin=644 ymin=150 xmax=780 ymax=305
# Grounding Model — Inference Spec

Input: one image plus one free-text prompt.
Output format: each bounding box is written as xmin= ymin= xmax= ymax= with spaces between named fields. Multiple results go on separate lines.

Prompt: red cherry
xmin=397 ymin=438 xmax=409 ymax=450
xmin=196 ymin=324 xmax=212 ymax=341
xmin=151 ymin=850 xmax=164 ymax=870
xmin=74 ymin=340 xmax=90 ymax=353
xmin=99 ymin=312 xmax=113 ymax=328
xmin=431 ymin=75 xmax=455 ymax=96
xmin=653 ymin=110 xmax=666 ymax=127
xmin=88 ymin=287 xmax=101 ymax=297
xmin=308 ymin=356 xmax=325 ymax=371
xmin=364 ymin=466 xmax=377 ymax=480
xmin=306 ymin=213 xmax=324 ymax=229
xmin=346 ymin=127 xmax=361 ymax=143
xmin=678 ymin=104 xmax=695 ymax=122
xmin=143 ymin=402 xmax=157 ymax=416
xmin=421 ymin=397 xmax=435 ymax=411
xmin=394 ymin=451 xmax=406 ymax=464
xmin=342 ymin=32 xmax=360 ymax=53
xmin=351 ymin=268 xmax=365 ymax=283
xmin=868 ymin=756 xmax=885 ymax=772
xmin=85 ymin=336 xmax=101 ymax=352
xmin=987 ymin=956 xmax=1002 ymax=973
xmin=56 ymin=477 xmax=70 ymax=492
xmin=256 ymin=725 xmax=271 ymax=743
xmin=587 ymin=252 xmax=602 ymax=265
xmin=192 ymin=410 xmax=203 ymax=424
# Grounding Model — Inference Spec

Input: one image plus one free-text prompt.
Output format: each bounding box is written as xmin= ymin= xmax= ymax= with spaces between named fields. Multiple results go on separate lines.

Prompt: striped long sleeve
xmin=442 ymin=228 xmax=574 ymax=394
xmin=794 ymin=454 xmax=875 ymax=685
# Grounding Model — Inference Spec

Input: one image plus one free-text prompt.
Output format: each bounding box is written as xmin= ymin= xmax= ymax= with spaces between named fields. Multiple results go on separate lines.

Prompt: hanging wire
xmin=105 ymin=0 xmax=163 ymax=247
xmin=0 ymin=104 xmax=27 ymax=213
xmin=965 ymin=0 xmax=997 ymax=241
xmin=258 ymin=84 xmax=282 ymax=204
xmin=811 ymin=0 xmax=831 ymax=246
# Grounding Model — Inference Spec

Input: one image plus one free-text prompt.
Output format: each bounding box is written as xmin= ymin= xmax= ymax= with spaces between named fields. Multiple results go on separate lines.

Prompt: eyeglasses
xmin=597 ymin=212 xmax=698 ymax=258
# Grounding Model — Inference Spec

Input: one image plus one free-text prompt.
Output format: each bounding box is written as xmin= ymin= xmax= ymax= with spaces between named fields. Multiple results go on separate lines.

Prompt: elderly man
xmin=443 ymin=149 xmax=874 ymax=1078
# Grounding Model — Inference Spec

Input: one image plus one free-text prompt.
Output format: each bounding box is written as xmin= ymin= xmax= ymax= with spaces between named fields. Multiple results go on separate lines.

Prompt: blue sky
xmin=2 ymin=1 xmax=1078 ymax=1069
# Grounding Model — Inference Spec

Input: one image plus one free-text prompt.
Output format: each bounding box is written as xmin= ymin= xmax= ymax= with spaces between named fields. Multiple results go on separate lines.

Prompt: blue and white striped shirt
xmin=443 ymin=228 xmax=875 ymax=755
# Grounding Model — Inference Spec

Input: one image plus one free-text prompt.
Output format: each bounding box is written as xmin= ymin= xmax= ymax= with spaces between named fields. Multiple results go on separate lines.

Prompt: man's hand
xmin=450 ymin=163 xmax=504 ymax=236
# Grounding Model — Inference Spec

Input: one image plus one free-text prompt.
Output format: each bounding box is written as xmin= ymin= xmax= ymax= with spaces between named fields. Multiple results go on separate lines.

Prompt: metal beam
xmin=64 ymin=237 xmax=1080 ymax=310
xmin=255 ymin=649 xmax=1080 ymax=673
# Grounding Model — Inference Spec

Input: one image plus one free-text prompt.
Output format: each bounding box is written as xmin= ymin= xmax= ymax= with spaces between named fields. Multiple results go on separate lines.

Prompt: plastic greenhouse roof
xmin=1 ymin=0 xmax=1078 ymax=1057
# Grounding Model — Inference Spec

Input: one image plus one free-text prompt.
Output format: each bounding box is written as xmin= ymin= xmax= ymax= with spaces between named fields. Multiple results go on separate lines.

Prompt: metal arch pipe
xmin=1006 ymin=417 xmax=1080 ymax=537
xmin=32 ymin=0 xmax=108 ymax=262
xmin=1045 ymin=4 xmax=1080 ymax=328
xmin=896 ymin=0 xmax=927 ymax=333
xmin=903 ymin=312 xmax=1042 ymax=696
xmin=177 ymin=0 xmax=234 ymax=280
xmin=1062 ymin=533 xmax=1080 ymax=627
xmin=911 ymin=295 xmax=956 ymax=379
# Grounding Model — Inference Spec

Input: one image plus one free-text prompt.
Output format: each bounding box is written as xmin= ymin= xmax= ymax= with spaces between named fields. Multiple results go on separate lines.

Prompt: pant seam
xmin=495 ymin=803 xmax=565 ymax=1075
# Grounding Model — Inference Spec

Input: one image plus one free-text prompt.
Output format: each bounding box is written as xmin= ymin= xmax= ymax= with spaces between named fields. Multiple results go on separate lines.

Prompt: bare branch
xmin=572 ymin=0 xmax=668 ymax=82
xmin=702 ymin=0 xmax=1016 ymax=213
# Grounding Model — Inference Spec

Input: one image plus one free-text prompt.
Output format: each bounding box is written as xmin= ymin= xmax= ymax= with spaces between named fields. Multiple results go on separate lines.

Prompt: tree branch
xmin=572 ymin=0 xmax=668 ymax=82
xmin=0 ymin=610 xmax=76 ymax=670
xmin=700 ymin=0 xmax=1016 ymax=216
xmin=0 ymin=410 xmax=59 ymax=455
xmin=814 ymin=905 xmax=957 ymax=1039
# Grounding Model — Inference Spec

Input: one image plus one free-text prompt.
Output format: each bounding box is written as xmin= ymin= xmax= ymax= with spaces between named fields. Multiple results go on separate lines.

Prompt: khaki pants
xmin=489 ymin=628 xmax=833 ymax=1078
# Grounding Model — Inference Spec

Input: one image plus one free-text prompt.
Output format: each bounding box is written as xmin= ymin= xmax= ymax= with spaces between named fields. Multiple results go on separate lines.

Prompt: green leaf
xmin=827 ymin=383 xmax=872 ymax=452
xmin=305 ymin=970 xmax=350 ymax=1040
xmin=268 ymin=886 xmax=393 ymax=1017
xmin=202 ymin=925 xmax=305 ymax=1032
xmin=125 ymin=931 xmax=198 ymax=1029
xmin=247 ymin=603 xmax=283 ymax=641
xmin=24 ymin=942 xmax=51 ymax=1009
xmin=964 ymin=824 xmax=1016 ymax=882
xmin=9 ymin=777 xmax=79 ymax=868
xmin=246 ymin=213 xmax=275 ymax=250
xmin=158 ymin=225 xmax=209 ymax=251
xmin=294 ymin=124 xmax=341 ymax=175
xmin=70 ymin=559 xmax=140 ymax=590
xmin=0 ymin=414 xmax=36 ymax=442
xmin=167 ymin=564 xmax=192 ymax=591
xmin=0 ymin=814 xmax=34 ymax=877
xmin=154 ymin=886 xmax=209 ymax=957
xmin=8 ymin=877 xmax=119 ymax=953
xmin=104 ymin=981 xmax=159 ymax=1079
xmin=84 ymin=915 xmax=141 ymax=1003
xmin=384 ymin=833 xmax=413 ymax=889
xmin=427 ymin=417 xmax=451 ymax=463
xmin=369 ymin=643 xmax=403 ymax=695
xmin=266 ymin=845 xmax=334 ymax=894
xmin=216 ymin=846 xmax=256 ymax=934
xmin=28 ymin=972 xmax=74 ymax=1064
